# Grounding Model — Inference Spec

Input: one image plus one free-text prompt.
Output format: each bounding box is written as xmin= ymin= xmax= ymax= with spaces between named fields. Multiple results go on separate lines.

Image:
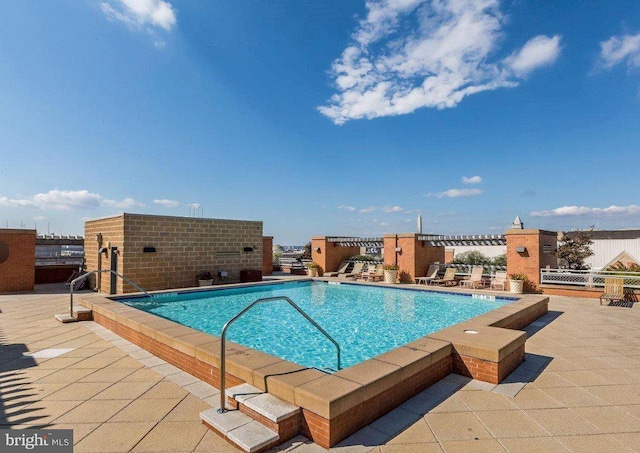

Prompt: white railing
xmin=540 ymin=268 xmax=640 ymax=290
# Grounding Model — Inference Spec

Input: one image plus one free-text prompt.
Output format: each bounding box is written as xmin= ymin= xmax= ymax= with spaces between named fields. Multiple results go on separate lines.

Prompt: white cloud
xmin=383 ymin=205 xmax=404 ymax=213
xmin=429 ymin=188 xmax=483 ymax=198
xmin=504 ymin=35 xmax=561 ymax=77
xmin=153 ymin=199 xmax=179 ymax=208
xmin=461 ymin=175 xmax=482 ymax=184
xmin=33 ymin=190 xmax=103 ymax=210
xmin=103 ymin=197 xmax=145 ymax=209
xmin=0 ymin=189 xmax=145 ymax=211
xmin=338 ymin=205 xmax=356 ymax=212
xmin=100 ymin=0 xmax=177 ymax=31
xmin=359 ymin=206 xmax=377 ymax=213
xmin=530 ymin=204 xmax=640 ymax=217
xmin=598 ymin=33 xmax=640 ymax=70
xmin=318 ymin=0 xmax=561 ymax=124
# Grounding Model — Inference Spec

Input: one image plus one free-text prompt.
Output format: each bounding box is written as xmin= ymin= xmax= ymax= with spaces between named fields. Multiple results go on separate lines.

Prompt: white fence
xmin=540 ymin=268 xmax=640 ymax=290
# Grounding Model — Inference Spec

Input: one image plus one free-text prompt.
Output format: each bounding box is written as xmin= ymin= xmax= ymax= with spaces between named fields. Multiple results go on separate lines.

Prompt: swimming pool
xmin=121 ymin=281 xmax=512 ymax=370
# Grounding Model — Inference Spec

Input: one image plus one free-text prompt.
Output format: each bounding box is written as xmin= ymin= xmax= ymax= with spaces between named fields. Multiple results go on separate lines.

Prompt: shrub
xmin=509 ymin=273 xmax=527 ymax=281
xmin=306 ymin=262 xmax=320 ymax=269
xmin=384 ymin=264 xmax=400 ymax=270
xmin=195 ymin=271 xmax=212 ymax=280
xmin=452 ymin=250 xmax=491 ymax=266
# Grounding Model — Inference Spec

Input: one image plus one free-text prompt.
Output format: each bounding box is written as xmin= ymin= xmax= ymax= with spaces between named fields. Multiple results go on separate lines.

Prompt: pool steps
xmin=200 ymin=383 xmax=301 ymax=452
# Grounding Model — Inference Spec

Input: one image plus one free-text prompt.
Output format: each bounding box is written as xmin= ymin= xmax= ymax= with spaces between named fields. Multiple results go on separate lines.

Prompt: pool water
xmin=122 ymin=281 xmax=511 ymax=370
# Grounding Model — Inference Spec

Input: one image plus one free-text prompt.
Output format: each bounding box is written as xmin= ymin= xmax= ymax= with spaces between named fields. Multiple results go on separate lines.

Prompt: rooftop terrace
xmin=1 ymin=284 xmax=640 ymax=451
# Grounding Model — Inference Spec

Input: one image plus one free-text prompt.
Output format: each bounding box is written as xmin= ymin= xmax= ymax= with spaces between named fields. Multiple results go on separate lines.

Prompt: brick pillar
xmin=506 ymin=229 xmax=557 ymax=290
xmin=262 ymin=236 xmax=273 ymax=276
xmin=311 ymin=237 xmax=359 ymax=274
xmin=383 ymin=234 xmax=445 ymax=282
xmin=0 ymin=229 xmax=36 ymax=293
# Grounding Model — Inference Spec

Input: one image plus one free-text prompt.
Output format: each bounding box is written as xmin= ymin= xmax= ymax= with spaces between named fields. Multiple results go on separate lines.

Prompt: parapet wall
xmin=0 ymin=229 xmax=36 ymax=293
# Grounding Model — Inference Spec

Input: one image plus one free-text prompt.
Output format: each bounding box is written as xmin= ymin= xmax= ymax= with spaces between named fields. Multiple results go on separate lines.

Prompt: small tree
xmin=557 ymin=231 xmax=594 ymax=270
xmin=452 ymin=250 xmax=491 ymax=266
xmin=300 ymin=242 xmax=312 ymax=260
xmin=492 ymin=254 xmax=507 ymax=267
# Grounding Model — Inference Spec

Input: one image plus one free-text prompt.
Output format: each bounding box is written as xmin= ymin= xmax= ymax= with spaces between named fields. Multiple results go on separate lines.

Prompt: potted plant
xmin=196 ymin=271 xmax=213 ymax=287
xmin=383 ymin=264 xmax=400 ymax=284
xmin=306 ymin=262 xmax=320 ymax=277
xmin=508 ymin=273 xmax=527 ymax=294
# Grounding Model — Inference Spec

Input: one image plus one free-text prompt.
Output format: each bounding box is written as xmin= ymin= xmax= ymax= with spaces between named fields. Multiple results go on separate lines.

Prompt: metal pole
xmin=217 ymin=296 xmax=340 ymax=413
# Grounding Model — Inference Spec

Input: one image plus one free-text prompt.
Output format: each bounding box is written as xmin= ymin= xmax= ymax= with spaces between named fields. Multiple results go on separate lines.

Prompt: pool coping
xmin=78 ymin=279 xmax=548 ymax=448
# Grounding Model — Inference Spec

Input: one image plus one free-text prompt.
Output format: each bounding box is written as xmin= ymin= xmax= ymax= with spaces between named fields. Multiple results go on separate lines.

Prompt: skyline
xmin=1 ymin=0 xmax=640 ymax=244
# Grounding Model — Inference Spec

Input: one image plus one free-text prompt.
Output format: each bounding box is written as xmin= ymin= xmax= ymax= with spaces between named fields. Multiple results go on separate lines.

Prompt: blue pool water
xmin=121 ymin=281 xmax=511 ymax=370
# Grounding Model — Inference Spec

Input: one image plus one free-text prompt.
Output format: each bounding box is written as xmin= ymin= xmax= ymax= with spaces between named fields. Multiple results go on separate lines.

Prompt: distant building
xmin=563 ymin=229 xmax=640 ymax=269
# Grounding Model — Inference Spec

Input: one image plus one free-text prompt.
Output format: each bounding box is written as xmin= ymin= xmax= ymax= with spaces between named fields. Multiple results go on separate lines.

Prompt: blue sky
xmin=1 ymin=0 xmax=640 ymax=245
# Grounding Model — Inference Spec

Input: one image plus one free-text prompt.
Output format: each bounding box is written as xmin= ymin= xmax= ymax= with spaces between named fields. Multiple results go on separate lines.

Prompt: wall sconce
xmin=395 ymin=247 xmax=402 ymax=253
xmin=143 ymin=247 xmax=156 ymax=253
xmin=314 ymin=247 xmax=321 ymax=253
xmin=515 ymin=246 xmax=527 ymax=253
xmin=243 ymin=247 xmax=254 ymax=252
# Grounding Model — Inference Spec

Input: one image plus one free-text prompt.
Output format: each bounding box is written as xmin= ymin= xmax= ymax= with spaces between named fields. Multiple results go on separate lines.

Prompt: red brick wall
xmin=262 ymin=236 xmax=273 ymax=276
xmin=311 ymin=237 xmax=359 ymax=274
xmin=506 ymin=229 xmax=557 ymax=290
xmin=383 ymin=234 xmax=445 ymax=282
xmin=0 ymin=229 xmax=36 ymax=292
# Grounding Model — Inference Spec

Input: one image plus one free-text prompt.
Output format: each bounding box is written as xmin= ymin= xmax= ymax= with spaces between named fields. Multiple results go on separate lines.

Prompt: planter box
xmin=384 ymin=270 xmax=398 ymax=284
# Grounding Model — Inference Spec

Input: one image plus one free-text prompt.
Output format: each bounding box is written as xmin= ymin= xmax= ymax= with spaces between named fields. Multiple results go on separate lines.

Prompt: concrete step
xmin=228 ymin=383 xmax=300 ymax=423
xmin=200 ymin=408 xmax=279 ymax=453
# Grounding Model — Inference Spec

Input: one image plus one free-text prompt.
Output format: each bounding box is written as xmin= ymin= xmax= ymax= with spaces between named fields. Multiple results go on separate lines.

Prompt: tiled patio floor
xmin=1 ymin=285 xmax=640 ymax=452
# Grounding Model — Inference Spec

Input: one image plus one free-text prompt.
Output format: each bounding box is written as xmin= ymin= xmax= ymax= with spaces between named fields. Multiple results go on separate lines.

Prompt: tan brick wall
xmin=262 ymin=236 xmax=273 ymax=276
xmin=85 ymin=214 xmax=263 ymax=293
xmin=506 ymin=229 xmax=558 ymax=290
xmin=0 ymin=229 xmax=36 ymax=292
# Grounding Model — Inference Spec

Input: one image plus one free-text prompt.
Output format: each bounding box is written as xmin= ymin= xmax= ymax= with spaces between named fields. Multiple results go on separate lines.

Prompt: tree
xmin=300 ymin=242 xmax=312 ymax=260
xmin=452 ymin=250 xmax=491 ymax=266
xmin=492 ymin=254 xmax=507 ymax=267
xmin=557 ymin=231 xmax=594 ymax=270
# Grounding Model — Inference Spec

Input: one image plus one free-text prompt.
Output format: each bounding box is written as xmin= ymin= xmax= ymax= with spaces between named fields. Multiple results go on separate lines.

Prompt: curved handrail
xmin=218 ymin=296 xmax=340 ymax=413
xmin=69 ymin=270 xmax=153 ymax=317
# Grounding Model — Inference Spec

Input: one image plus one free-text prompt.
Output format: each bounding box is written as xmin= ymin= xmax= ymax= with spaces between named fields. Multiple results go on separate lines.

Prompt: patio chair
xmin=431 ymin=268 xmax=457 ymax=286
xmin=341 ymin=262 xmax=365 ymax=279
xmin=490 ymin=271 xmax=508 ymax=291
xmin=600 ymin=277 xmax=625 ymax=306
xmin=415 ymin=264 xmax=440 ymax=285
xmin=460 ymin=266 xmax=485 ymax=289
xmin=323 ymin=261 xmax=350 ymax=278
xmin=363 ymin=264 xmax=384 ymax=282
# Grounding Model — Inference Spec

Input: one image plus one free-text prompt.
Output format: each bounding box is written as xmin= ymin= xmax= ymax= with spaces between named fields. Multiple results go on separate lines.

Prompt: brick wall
xmin=85 ymin=214 xmax=263 ymax=293
xmin=262 ymin=236 xmax=273 ymax=276
xmin=506 ymin=229 xmax=557 ymax=290
xmin=383 ymin=234 xmax=445 ymax=282
xmin=0 ymin=229 xmax=36 ymax=292
xmin=311 ymin=237 xmax=359 ymax=274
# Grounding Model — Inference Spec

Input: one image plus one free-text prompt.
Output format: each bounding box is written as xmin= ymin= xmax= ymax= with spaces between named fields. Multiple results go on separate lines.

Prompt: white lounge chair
xmin=415 ymin=265 xmax=440 ymax=285
xmin=461 ymin=266 xmax=485 ymax=289
xmin=490 ymin=271 xmax=507 ymax=291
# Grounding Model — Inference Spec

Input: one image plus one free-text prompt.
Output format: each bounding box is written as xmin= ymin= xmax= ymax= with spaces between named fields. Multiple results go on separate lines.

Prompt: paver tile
xmin=425 ymin=412 xmax=492 ymax=442
xmin=75 ymin=421 xmax=156 ymax=453
xmin=131 ymin=421 xmax=208 ymax=452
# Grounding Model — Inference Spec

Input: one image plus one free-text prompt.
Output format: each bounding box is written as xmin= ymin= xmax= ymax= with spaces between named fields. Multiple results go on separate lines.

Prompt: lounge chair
xmin=363 ymin=264 xmax=384 ymax=282
xmin=489 ymin=271 xmax=507 ymax=291
xmin=460 ymin=266 xmax=485 ymax=289
xmin=323 ymin=261 xmax=350 ymax=278
xmin=415 ymin=265 xmax=440 ymax=285
xmin=431 ymin=268 xmax=457 ymax=286
xmin=600 ymin=277 xmax=625 ymax=305
xmin=341 ymin=262 xmax=365 ymax=279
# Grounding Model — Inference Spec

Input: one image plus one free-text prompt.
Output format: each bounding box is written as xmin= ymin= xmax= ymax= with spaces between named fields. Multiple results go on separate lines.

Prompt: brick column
xmin=311 ymin=237 xmax=359 ymax=274
xmin=506 ymin=229 xmax=557 ymax=290
xmin=0 ymin=229 xmax=36 ymax=293
xmin=383 ymin=234 xmax=445 ymax=282
xmin=262 ymin=236 xmax=273 ymax=276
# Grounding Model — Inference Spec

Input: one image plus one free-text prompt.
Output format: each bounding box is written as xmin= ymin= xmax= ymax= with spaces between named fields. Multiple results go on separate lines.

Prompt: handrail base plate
xmin=54 ymin=313 xmax=77 ymax=323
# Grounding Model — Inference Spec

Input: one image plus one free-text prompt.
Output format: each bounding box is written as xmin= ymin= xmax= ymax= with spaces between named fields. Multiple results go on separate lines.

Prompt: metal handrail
xmin=69 ymin=270 xmax=153 ymax=317
xmin=217 ymin=296 xmax=341 ymax=413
